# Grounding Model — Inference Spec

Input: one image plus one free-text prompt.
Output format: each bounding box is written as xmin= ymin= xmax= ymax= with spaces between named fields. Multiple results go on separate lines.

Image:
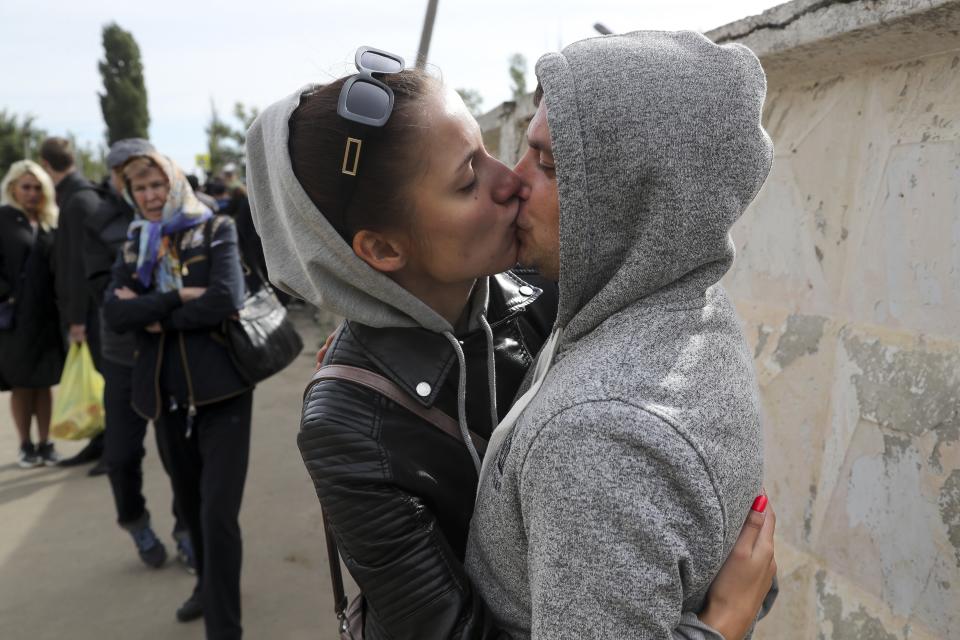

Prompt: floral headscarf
xmin=124 ymin=153 xmax=212 ymax=292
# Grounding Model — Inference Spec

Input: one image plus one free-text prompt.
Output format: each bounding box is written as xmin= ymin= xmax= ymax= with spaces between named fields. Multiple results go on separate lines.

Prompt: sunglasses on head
xmin=337 ymin=46 xmax=405 ymax=127
xmin=334 ymin=46 xmax=405 ymax=243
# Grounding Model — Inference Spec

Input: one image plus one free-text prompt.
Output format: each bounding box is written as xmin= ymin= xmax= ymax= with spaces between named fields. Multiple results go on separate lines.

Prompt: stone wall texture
xmin=480 ymin=1 xmax=960 ymax=637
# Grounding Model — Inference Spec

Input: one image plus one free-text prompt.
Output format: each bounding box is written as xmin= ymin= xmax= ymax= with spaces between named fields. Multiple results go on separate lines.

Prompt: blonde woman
xmin=0 ymin=160 xmax=65 ymax=467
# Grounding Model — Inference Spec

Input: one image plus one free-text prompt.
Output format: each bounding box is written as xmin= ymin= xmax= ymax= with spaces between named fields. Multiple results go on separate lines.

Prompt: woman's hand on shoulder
xmin=315 ymin=331 xmax=337 ymax=370
xmin=699 ymin=495 xmax=777 ymax=640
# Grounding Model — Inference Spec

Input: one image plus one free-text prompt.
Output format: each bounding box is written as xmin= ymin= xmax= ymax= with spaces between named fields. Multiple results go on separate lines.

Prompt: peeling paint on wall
xmin=816 ymin=570 xmax=898 ymax=640
xmin=755 ymin=324 xmax=773 ymax=359
xmin=845 ymin=433 xmax=946 ymax=619
xmin=940 ymin=470 xmax=960 ymax=567
xmin=842 ymin=333 xmax=960 ymax=455
xmin=772 ymin=314 xmax=828 ymax=368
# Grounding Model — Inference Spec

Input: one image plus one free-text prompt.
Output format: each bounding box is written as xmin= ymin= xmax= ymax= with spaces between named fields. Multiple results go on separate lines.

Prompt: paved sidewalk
xmin=0 ymin=308 xmax=350 ymax=639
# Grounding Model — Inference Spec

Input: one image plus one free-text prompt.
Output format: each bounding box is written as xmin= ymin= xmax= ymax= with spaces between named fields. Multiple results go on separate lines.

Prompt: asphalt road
xmin=0 ymin=308 xmax=352 ymax=639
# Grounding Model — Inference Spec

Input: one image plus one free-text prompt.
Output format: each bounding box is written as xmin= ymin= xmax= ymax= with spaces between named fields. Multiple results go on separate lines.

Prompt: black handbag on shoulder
xmin=225 ymin=281 xmax=303 ymax=384
xmin=200 ymin=217 xmax=303 ymax=383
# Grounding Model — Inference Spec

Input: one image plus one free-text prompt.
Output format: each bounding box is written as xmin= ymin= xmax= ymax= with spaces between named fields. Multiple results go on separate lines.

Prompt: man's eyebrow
xmin=527 ymin=137 xmax=552 ymax=154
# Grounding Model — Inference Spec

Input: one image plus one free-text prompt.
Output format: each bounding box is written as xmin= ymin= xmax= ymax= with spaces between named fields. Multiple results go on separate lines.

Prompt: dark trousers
xmin=86 ymin=307 xmax=102 ymax=372
xmin=156 ymin=390 xmax=252 ymax=640
xmin=102 ymin=358 xmax=182 ymax=531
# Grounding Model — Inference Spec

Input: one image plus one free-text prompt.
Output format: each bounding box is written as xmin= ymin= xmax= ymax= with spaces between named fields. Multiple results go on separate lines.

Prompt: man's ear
xmin=352 ymin=229 xmax=408 ymax=273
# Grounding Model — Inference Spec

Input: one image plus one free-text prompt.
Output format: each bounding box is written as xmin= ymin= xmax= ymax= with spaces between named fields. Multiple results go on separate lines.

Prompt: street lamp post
xmin=416 ymin=0 xmax=439 ymax=69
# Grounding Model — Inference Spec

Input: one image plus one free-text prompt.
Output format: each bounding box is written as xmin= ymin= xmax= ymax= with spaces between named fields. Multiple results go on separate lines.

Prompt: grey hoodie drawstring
xmin=444 ymin=332 xmax=482 ymax=473
xmin=478 ymin=315 xmax=498 ymax=431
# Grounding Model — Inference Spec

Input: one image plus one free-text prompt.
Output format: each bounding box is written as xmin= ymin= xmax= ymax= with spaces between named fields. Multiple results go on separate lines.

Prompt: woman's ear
xmin=352 ymin=229 xmax=408 ymax=273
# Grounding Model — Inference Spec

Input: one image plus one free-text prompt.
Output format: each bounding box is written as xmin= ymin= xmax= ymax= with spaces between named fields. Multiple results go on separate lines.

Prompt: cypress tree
xmin=98 ymin=23 xmax=150 ymax=145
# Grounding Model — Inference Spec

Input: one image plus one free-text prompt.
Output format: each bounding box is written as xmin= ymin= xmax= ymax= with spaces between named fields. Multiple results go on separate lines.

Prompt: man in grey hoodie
xmin=465 ymin=31 xmax=774 ymax=639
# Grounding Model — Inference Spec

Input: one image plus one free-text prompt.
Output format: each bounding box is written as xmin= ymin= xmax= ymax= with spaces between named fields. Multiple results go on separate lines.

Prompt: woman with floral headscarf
xmin=103 ymin=152 xmax=251 ymax=639
xmin=0 ymin=160 xmax=66 ymax=467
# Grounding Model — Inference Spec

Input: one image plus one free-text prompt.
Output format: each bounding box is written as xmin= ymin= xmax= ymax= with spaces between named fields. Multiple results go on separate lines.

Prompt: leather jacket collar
xmin=344 ymin=271 xmax=543 ymax=408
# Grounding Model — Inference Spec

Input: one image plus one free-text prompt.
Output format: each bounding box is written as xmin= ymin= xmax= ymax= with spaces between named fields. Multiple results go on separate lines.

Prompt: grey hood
xmin=246 ymin=84 xmax=495 ymax=470
xmin=538 ymin=30 xmax=773 ymax=345
xmin=245 ymin=84 xmax=488 ymax=335
xmin=467 ymin=32 xmax=774 ymax=638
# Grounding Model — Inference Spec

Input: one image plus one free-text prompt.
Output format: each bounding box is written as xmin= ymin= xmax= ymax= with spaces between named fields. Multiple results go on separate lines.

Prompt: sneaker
xmin=130 ymin=525 xmax=167 ymax=568
xmin=174 ymin=532 xmax=197 ymax=575
xmin=35 ymin=441 xmax=61 ymax=467
xmin=17 ymin=442 xmax=41 ymax=469
xmin=176 ymin=589 xmax=204 ymax=622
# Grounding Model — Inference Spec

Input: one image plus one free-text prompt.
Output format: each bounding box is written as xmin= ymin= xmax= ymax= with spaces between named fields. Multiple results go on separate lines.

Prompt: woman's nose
xmin=492 ymin=165 xmax=524 ymax=204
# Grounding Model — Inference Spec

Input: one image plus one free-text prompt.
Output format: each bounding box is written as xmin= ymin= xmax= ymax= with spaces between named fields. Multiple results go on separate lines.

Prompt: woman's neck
xmin=20 ymin=208 xmax=39 ymax=225
xmin=392 ymin=273 xmax=478 ymax=328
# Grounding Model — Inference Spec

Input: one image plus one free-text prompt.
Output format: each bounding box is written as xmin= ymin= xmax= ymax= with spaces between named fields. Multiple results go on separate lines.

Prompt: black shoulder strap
xmin=201 ymin=215 xmax=215 ymax=253
xmin=305 ymin=364 xmax=487 ymax=624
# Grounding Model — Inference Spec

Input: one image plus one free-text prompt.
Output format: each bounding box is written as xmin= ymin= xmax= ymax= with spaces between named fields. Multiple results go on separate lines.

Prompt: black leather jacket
xmin=299 ymin=270 xmax=557 ymax=640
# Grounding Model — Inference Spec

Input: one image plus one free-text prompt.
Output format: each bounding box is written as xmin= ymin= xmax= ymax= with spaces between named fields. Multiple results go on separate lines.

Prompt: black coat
xmin=54 ymin=172 xmax=102 ymax=326
xmin=83 ymin=187 xmax=137 ymax=365
xmin=0 ymin=206 xmax=65 ymax=389
xmin=103 ymin=214 xmax=251 ymax=419
xmin=299 ymin=270 xmax=558 ymax=639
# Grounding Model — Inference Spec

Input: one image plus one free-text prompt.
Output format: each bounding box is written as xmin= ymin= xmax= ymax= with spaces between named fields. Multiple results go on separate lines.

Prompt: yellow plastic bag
xmin=51 ymin=342 xmax=105 ymax=440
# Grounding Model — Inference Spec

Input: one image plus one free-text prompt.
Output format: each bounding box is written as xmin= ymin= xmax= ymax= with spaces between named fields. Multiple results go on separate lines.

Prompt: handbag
xmin=0 ymin=236 xmax=37 ymax=331
xmin=199 ymin=217 xmax=304 ymax=383
xmin=224 ymin=283 xmax=303 ymax=384
xmin=304 ymin=364 xmax=488 ymax=640
xmin=0 ymin=300 xmax=14 ymax=330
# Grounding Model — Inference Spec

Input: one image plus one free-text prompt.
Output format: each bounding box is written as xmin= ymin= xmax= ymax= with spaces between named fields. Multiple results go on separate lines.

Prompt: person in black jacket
xmin=103 ymin=152 xmax=250 ymax=638
xmin=84 ymin=138 xmax=194 ymax=571
xmin=40 ymin=137 xmax=106 ymax=471
xmin=246 ymin=61 xmax=774 ymax=639
xmin=0 ymin=160 xmax=65 ymax=467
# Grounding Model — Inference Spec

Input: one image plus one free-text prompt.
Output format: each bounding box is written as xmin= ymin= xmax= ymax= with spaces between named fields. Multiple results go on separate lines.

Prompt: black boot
xmin=58 ymin=432 xmax=105 ymax=467
xmin=176 ymin=587 xmax=204 ymax=622
xmin=87 ymin=457 xmax=109 ymax=476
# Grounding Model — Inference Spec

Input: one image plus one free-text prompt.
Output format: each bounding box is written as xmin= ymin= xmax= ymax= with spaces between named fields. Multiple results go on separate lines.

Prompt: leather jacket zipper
xmin=151 ymin=332 xmax=166 ymax=421
xmin=178 ymin=332 xmax=198 ymax=437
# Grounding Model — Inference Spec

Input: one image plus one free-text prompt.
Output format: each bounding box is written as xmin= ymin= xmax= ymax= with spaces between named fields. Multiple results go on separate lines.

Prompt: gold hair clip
xmin=342 ymin=137 xmax=362 ymax=176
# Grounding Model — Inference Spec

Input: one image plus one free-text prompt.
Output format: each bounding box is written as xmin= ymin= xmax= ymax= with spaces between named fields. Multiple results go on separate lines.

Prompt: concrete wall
xmin=480 ymin=1 xmax=960 ymax=637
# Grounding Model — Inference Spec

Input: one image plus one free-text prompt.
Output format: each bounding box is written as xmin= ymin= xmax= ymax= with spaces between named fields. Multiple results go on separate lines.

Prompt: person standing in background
xmin=104 ymin=152 xmax=252 ymax=636
xmin=0 ymin=161 xmax=65 ymax=467
xmin=40 ymin=137 xmax=107 ymax=474
xmin=83 ymin=138 xmax=196 ymax=572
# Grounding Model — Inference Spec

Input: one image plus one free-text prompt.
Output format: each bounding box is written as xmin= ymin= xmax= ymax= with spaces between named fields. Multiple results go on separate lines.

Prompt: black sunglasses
xmin=333 ymin=46 xmax=405 ymax=243
xmin=337 ymin=46 xmax=405 ymax=128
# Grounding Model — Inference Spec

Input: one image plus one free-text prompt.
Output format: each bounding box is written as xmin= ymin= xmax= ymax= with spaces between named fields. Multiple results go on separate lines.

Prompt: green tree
xmin=456 ymin=88 xmax=484 ymax=117
xmin=508 ymin=53 xmax=528 ymax=101
xmin=206 ymin=101 xmax=259 ymax=178
xmin=0 ymin=111 xmax=47 ymax=176
xmin=73 ymin=137 xmax=108 ymax=183
xmin=98 ymin=23 xmax=150 ymax=145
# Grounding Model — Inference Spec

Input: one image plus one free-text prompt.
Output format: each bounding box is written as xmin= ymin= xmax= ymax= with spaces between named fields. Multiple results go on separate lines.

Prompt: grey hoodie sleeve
xmin=518 ymin=402 xmax=726 ymax=640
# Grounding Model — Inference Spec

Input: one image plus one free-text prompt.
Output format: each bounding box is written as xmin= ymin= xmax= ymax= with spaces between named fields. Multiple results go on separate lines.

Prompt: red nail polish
xmin=751 ymin=495 xmax=768 ymax=513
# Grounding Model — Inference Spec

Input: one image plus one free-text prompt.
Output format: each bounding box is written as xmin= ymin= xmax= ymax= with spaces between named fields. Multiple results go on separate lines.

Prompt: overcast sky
xmin=1 ymin=0 xmax=785 ymax=172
